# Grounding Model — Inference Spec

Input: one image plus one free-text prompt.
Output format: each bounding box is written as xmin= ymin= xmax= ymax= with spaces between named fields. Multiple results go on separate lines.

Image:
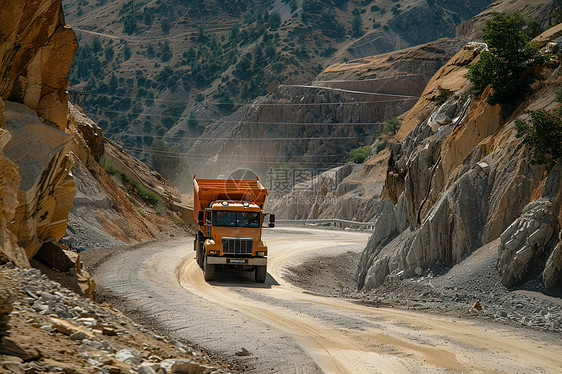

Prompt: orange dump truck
xmin=193 ymin=177 xmax=275 ymax=282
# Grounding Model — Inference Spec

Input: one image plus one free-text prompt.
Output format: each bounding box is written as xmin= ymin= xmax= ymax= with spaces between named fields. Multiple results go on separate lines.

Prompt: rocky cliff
xmin=0 ymin=0 xmax=77 ymax=130
xmin=0 ymin=0 xmax=77 ymax=267
xmin=0 ymin=0 xmax=192 ymax=269
xmin=356 ymin=31 xmax=562 ymax=292
xmin=456 ymin=0 xmax=556 ymax=40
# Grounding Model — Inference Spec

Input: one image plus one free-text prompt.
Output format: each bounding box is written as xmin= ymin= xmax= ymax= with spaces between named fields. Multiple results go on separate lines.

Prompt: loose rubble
xmin=0 ymin=263 xmax=229 ymax=373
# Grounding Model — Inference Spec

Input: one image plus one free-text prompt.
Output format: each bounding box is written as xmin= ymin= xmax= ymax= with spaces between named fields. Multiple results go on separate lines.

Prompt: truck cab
xmin=193 ymin=178 xmax=274 ymax=282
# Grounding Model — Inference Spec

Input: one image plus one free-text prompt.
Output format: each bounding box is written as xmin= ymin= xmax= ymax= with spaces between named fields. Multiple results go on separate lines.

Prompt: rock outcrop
xmin=357 ymin=37 xmax=562 ymax=291
xmin=271 ymin=150 xmax=389 ymax=222
xmin=66 ymin=104 xmax=194 ymax=251
xmin=4 ymin=101 xmax=76 ymax=260
xmin=0 ymin=0 xmax=77 ymax=130
xmin=0 ymin=0 xmax=77 ymax=266
xmin=456 ymin=0 xmax=555 ymax=40
xmin=0 ymin=98 xmax=24 ymax=267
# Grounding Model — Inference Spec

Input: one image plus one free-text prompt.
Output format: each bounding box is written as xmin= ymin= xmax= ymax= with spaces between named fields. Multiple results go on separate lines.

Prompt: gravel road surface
xmin=90 ymin=227 xmax=562 ymax=373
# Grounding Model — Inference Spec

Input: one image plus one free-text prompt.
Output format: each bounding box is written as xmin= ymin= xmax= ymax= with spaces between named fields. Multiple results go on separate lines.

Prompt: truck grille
xmin=222 ymin=238 xmax=253 ymax=254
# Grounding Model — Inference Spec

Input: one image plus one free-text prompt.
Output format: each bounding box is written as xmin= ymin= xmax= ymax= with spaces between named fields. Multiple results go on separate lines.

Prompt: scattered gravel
xmin=0 ymin=262 xmax=229 ymax=373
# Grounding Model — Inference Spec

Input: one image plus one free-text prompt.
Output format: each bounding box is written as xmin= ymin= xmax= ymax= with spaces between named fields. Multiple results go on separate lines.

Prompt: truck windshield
xmin=213 ymin=211 xmax=260 ymax=228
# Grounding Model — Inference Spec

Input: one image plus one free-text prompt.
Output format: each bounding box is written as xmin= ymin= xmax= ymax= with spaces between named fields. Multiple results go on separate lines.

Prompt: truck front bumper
xmin=206 ymin=257 xmax=267 ymax=266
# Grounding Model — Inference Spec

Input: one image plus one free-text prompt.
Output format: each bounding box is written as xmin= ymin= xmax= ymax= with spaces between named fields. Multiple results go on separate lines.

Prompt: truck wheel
xmin=255 ymin=266 xmax=266 ymax=283
xmin=204 ymin=259 xmax=215 ymax=281
xmin=196 ymin=246 xmax=204 ymax=269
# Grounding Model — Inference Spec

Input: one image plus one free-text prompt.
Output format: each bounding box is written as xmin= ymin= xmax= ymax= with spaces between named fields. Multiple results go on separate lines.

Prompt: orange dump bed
xmin=193 ymin=178 xmax=268 ymax=221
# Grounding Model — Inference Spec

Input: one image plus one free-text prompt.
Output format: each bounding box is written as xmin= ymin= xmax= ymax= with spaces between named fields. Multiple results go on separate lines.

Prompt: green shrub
xmin=349 ymin=146 xmax=372 ymax=164
xmin=99 ymin=155 xmax=167 ymax=214
xmin=515 ymin=109 xmax=562 ymax=172
xmin=465 ymin=12 xmax=544 ymax=106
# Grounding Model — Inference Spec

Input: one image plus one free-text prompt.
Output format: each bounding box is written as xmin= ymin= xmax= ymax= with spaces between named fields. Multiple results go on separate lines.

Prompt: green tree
xmin=349 ymin=146 xmax=372 ymax=164
xmin=351 ymin=12 xmax=363 ymax=37
xmin=105 ymin=45 xmax=114 ymax=61
xmin=123 ymin=43 xmax=131 ymax=61
xmin=147 ymin=44 xmax=155 ymax=58
xmin=124 ymin=15 xmax=137 ymax=35
xmin=92 ymin=37 xmax=102 ymax=54
xmin=162 ymin=19 xmax=171 ymax=35
xmin=269 ymin=12 xmax=281 ymax=30
xmin=161 ymin=41 xmax=172 ymax=62
xmin=515 ymin=109 xmax=562 ymax=171
xmin=465 ymin=12 xmax=544 ymax=106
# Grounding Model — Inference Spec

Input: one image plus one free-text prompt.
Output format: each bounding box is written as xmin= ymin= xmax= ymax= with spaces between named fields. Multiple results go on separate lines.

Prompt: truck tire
xmin=204 ymin=259 xmax=215 ymax=281
xmin=195 ymin=232 xmax=204 ymax=269
xmin=255 ymin=265 xmax=267 ymax=283
xmin=196 ymin=245 xmax=204 ymax=269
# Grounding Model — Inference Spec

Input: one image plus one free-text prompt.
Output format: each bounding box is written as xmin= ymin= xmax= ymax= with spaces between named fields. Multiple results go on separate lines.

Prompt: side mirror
xmin=268 ymin=214 xmax=275 ymax=228
xmin=198 ymin=211 xmax=204 ymax=224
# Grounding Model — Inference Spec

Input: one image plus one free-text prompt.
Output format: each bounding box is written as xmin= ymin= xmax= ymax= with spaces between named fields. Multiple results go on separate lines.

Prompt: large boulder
xmin=498 ymin=162 xmax=562 ymax=288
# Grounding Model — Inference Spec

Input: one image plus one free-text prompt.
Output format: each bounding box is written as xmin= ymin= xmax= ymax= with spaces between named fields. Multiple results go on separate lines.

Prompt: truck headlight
xmin=257 ymin=251 xmax=266 ymax=256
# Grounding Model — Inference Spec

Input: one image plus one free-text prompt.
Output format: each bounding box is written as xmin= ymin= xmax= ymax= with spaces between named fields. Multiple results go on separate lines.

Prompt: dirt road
xmin=92 ymin=227 xmax=562 ymax=373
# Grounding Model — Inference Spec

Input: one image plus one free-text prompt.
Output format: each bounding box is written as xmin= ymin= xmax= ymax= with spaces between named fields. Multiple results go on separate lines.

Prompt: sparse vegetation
xmin=374 ymin=118 xmax=401 ymax=139
xmin=99 ymin=154 xmax=167 ymax=214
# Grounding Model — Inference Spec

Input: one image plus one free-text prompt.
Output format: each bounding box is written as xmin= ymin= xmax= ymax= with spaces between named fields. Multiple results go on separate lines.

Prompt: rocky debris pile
xmin=0 ymin=264 xmax=226 ymax=373
xmin=359 ymin=274 xmax=562 ymax=334
xmin=286 ymin=246 xmax=562 ymax=334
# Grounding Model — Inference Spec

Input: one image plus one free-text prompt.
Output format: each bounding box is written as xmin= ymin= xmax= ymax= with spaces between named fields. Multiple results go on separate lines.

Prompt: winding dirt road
xmin=92 ymin=227 xmax=562 ymax=373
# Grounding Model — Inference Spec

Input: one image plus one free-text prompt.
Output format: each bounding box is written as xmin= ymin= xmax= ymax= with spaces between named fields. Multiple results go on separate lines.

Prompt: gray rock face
xmin=497 ymin=200 xmax=557 ymax=286
xmin=0 ymin=294 xmax=12 ymax=341
xmin=497 ymin=163 xmax=562 ymax=288
xmin=65 ymin=160 xmax=124 ymax=251
xmin=357 ymin=85 xmax=561 ymax=290
xmin=271 ymin=163 xmax=384 ymax=221
xmin=543 ymin=236 xmax=562 ymax=289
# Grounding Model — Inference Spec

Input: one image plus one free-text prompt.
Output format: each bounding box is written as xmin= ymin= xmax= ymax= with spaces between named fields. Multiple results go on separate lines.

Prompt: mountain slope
xmin=62 ymin=0 xmax=495 ymax=174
